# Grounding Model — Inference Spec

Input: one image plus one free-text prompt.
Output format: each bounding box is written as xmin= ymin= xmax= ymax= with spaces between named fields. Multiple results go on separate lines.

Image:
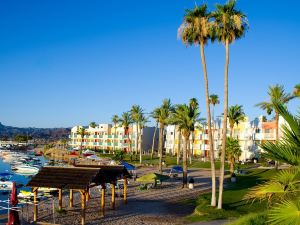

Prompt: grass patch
xmin=226 ymin=212 xmax=268 ymax=225
xmin=95 ymin=153 xmax=242 ymax=169
xmin=55 ymin=208 xmax=67 ymax=214
xmin=187 ymin=169 xmax=277 ymax=222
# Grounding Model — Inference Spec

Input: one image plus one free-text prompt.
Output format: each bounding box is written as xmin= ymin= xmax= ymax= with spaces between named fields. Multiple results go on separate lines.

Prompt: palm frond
xmin=268 ymin=199 xmax=300 ymax=225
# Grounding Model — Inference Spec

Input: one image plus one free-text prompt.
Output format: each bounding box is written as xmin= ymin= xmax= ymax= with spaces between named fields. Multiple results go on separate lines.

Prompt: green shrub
xmin=55 ymin=208 xmax=67 ymax=214
xmin=227 ymin=212 xmax=268 ymax=225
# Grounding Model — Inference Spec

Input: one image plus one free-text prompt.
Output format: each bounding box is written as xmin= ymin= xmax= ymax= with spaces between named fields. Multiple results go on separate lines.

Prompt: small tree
xmin=225 ymin=137 xmax=241 ymax=174
xmin=89 ymin=122 xmax=97 ymax=128
xmin=77 ymin=127 xmax=87 ymax=153
xmin=228 ymin=105 xmax=245 ymax=138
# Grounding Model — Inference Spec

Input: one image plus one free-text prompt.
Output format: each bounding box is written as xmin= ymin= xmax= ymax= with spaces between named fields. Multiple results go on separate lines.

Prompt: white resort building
xmin=69 ymin=124 xmax=158 ymax=153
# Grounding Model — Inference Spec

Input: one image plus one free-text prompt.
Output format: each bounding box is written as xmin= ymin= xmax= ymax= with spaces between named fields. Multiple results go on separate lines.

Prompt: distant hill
xmin=0 ymin=122 xmax=70 ymax=140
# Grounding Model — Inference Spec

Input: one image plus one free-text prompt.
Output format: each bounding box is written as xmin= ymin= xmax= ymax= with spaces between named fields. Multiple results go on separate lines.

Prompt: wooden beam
xmin=70 ymin=189 xmax=73 ymax=208
xmin=111 ymin=182 xmax=115 ymax=210
xmin=85 ymin=188 xmax=90 ymax=202
xmin=124 ymin=177 xmax=127 ymax=204
xmin=101 ymin=185 xmax=105 ymax=216
xmin=81 ymin=191 xmax=86 ymax=225
xmin=33 ymin=188 xmax=38 ymax=222
xmin=58 ymin=188 xmax=62 ymax=210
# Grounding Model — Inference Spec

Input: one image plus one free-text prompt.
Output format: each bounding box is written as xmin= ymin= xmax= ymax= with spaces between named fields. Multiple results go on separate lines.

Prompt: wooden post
xmin=85 ymin=188 xmax=90 ymax=202
xmin=81 ymin=191 xmax=86 ymax=225
xmin=33 ymin=187 xmax=38 ymax=222
xmin=124 ymin=177 xmax=127 ymax=204
xmin=101 ymin=184 xmax=105 ymax=215
xmin=70 ymin=189 xmax=73 ymax=208
xmin=111 ymin=182 xmax=115 ymax=210
xmin=58 ymin=188 xmax=62 ymax=210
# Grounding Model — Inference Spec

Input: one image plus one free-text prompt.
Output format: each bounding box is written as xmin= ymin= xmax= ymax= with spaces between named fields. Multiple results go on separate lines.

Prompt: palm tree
xmin=77 ymin=127 xmax=86 ymax=153
xmin=156 ymin=99 xmax=173 ymax=174
xmin=119 ymin=112 xmax=133 ymax=153
xmin=188 ymin=98 xmax=199 ymax=164
xmin=137 ymin=114 xmax=148 ymax=164
xmin=150 ymin=108 xmax=160 ymax=159
xmin=89 ymin=122 xmax=97 ymax=128
xmin=212 ymin=0 xmax=248 ymax=209
xmin=209 ymin=94 xmax=220 ymax=152
xmin=111 ymin=115 xmax=119 ymax=153
xmin=225 ymin=137 xmax=242 ymax=174
xmin=256 ymin=85 xmax=294 ymax=143
xmin=179 ymin=4 xmax=217 ymax=206
xmin=293 ymin=84 xmax=300 ymax=98
xmin=131 ymin=105 xmax=144 ymax=157
xmin=209 ymin=94 xmax=220 ymax=125
xmin=170 ymin=104 xmax=200 ymax=188
xmin=228 ymin=105 xmax=245 ymax=138
xmin=246 ymin=103 xmax=300 ymax=224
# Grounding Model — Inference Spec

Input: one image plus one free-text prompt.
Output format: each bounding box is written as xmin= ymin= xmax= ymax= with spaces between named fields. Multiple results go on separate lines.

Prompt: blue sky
xmin=0 ymin=0 xmax=299 ymax=128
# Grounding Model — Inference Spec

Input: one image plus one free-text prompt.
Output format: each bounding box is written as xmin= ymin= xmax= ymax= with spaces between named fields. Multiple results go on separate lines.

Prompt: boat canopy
xmin=171 ymin=166 xmax=183 ymax=173
xmin=120 ymin=161 xmax=135 ymax=171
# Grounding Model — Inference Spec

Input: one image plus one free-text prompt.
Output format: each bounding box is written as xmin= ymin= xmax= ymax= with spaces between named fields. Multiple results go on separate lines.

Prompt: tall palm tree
xmin=150 ymin=108 xmax=160 ymax=159
xmin=228 ymin=105 xmax=245 ymax=138
xmin=137 ymin=114 xmax=148 ymax=164
xmin=212 ymin=0 xmax=248 ymax=209
xmin=179 ymin=4 xmax=217 ymax=206
xmin=189 ymin=98 xmax=199 ymax=164
xmin=131 ymin=105 xmax=144 ymax=157
xmin=111 ymin=115 xmax=119 ymax=153
xmin=77 ymin=127 xmax=86 ymax=153
xmin=156 ymin=99 xmax=173 ymax=174
xmin=293 ymin=84 xmax=300 ymax=98
xmin=119 ymin=112 xmax=133 ymax=153
xmin=170 ymin=104 xmax=200 ymax=187
xmin=256 ymin=85 xmax=294 ymax=142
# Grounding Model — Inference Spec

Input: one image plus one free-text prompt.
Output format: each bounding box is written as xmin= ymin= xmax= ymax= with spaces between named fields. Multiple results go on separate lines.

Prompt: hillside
xmin=0 ymin=122 xmax=70 ymax=140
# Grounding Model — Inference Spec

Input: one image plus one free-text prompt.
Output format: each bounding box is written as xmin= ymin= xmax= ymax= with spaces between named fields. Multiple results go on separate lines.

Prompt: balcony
xmin=263 ymin=133 xmax=275 ymax=140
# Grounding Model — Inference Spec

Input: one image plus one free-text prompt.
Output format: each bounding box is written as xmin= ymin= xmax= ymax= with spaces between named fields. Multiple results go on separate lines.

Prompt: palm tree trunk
xmin=172 ymin=129 xmax=176 ymax=156
xmin=188 ymin=138 xmax=191 ymax=165
xmin=230 ymin=157 xmax=234 ymax=174
xmin=191 ymin=132 xmax=195 ymax=164
xmin=158 ymin=123 xmax=164 ymax=174
xmin=200 ymin=42 xmax=216 ymax=207
xmin=114 ymin=126 xmax=117 ymax=153
xmin=135 ymin=124 xmax=139 ymax=159
xmin=139 ymin=128 xmax=142 ymax=164
xmin=182 ymin=136 xmax=188 ymax=188
xmin=218 ymin=39 xmax=229 ymax=209
xmin=151 ymin=123 xmax=158 ymax=159
xmin=177 ymin=129 xmax=181 ymax=165
xmin=230 ymin=126 xmax=233 ymax=138
xmin=212 ymin=105 xmax=215 ymax=151
xmin=126 ymin=128 xmax=132 ymax=154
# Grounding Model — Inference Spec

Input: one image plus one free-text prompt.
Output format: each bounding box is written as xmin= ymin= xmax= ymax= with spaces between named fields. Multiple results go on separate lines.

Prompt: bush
xmin=227 ymin=212 xmax=267 ymax=225
xmin=55 ymin=208 xmax=67 ymax=214
xmin=113 ymin=150 xmax=125 ymax=161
